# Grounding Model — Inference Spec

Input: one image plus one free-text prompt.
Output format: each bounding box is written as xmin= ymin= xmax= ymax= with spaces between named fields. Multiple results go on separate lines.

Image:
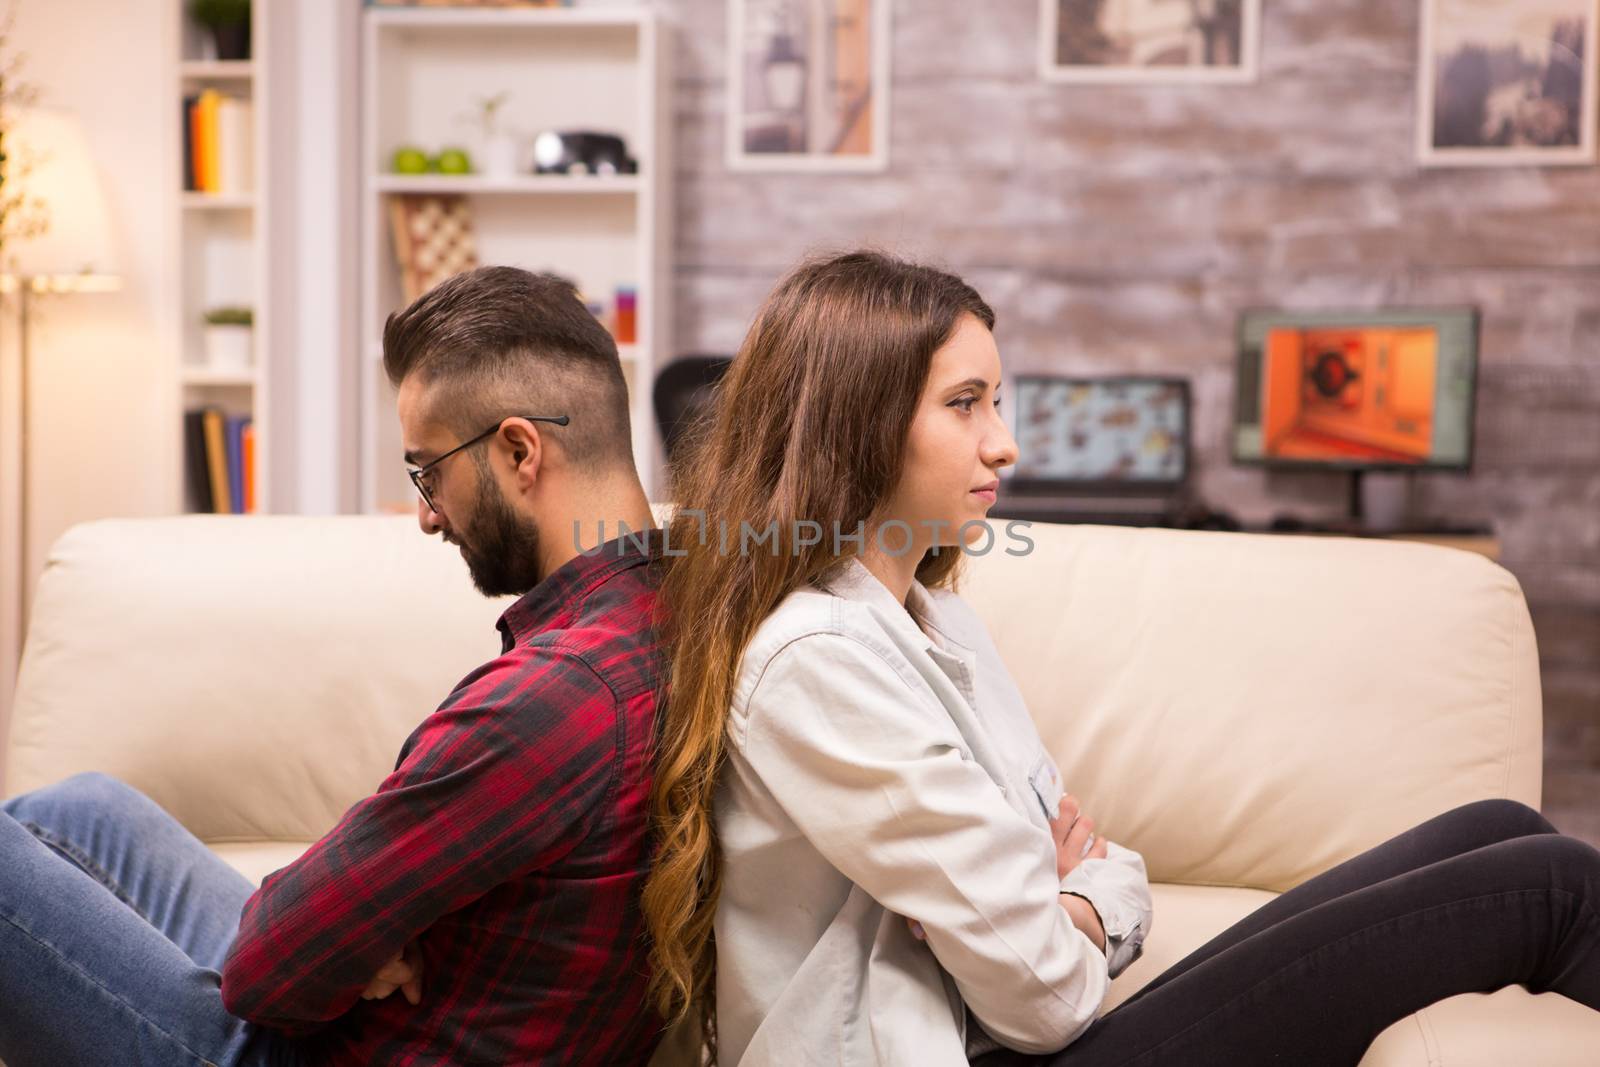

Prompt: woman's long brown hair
xmin=643 ymin=249 xmax=996 ymax=1060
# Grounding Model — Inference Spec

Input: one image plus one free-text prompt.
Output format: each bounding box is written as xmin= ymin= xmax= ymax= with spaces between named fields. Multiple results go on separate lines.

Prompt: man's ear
xmin=502 ymin=419 xmax=543 ymax=487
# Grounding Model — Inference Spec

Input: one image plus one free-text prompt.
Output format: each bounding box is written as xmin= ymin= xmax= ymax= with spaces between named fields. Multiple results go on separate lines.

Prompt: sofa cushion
xmin=1362 ymin=984 xmax=1600 ymax=1066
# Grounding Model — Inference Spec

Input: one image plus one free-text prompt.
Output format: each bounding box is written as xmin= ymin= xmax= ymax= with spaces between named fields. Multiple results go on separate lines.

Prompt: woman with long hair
xmin=642 ymin=249 xmax=1600 ymax=1066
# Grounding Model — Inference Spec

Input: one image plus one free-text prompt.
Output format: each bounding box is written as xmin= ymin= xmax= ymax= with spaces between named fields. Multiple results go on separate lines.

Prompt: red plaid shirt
xmin=221 ymin=530 xmax=667 ymax=1065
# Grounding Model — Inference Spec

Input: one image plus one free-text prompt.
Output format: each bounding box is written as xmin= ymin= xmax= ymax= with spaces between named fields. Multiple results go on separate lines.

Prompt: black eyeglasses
xmin=406 ymin=414 xmax=570 ymax=514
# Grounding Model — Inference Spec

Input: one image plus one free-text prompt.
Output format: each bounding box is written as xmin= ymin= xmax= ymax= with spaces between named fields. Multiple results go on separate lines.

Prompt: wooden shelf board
xmin=182 ymin=192 xmax=256 ymax=210
xmin=368 ymin=6 xmax=648 ymax=30
xmin=371 ymin=174 xmax=640 ymax=195
xmin=367 ymin=342 xmax=637 ymax=362
xmin=179 ymin=60 xmax=256 ymax=80
xmin=181 ymin=366 xmax=259 ymax=388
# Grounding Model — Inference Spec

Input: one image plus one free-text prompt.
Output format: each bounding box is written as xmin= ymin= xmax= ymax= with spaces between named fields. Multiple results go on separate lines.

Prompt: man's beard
xmin=450 ymin=479 xmax=543 ymax=598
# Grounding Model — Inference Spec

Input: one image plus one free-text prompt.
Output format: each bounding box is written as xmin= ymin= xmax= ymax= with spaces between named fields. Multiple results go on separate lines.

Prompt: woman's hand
xmin=361 ymin=941 xmax=425 ymax=1004
xmin=1051 ymin=793 xmax=1108 ymax=879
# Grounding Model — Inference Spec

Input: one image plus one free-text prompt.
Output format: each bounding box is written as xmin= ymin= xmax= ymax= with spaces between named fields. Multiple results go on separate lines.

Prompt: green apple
xmin=391 ymin=145 xmax=429 ymax=174
xmin=434 ymin=147 xmax=473 ymax=175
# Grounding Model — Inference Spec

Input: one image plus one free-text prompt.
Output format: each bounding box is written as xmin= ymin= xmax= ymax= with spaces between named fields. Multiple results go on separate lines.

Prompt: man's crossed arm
xmin=219 ymin=648 xmax=620 ymax=1035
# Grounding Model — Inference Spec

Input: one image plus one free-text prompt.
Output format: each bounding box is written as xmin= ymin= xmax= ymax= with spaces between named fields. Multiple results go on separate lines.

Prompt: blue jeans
xmin=973 ymin=798 xmax=1600 ymax=1066
xmin=0 ymin=772 xmax=309 ymax=1067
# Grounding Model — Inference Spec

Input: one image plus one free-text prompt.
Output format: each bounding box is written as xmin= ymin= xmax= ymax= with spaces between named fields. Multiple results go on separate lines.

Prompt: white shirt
xmin=715 ymin=555 xmax=1154 ymax=1065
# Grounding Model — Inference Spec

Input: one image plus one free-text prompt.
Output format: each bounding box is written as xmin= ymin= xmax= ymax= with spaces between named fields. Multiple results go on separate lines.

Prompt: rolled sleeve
xmin=1060 ymin=839 xmax=1154 ymax=980
xmin=739 ymin=632 xmax=1109 ymax=1055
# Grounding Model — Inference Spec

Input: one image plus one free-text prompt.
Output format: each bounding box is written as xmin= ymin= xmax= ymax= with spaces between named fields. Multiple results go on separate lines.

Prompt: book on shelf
xmin=225 ymin=415 xmax=247 ymax=514
xmin=184 ymin=88 xmax=254 ymax=194
xmin=202 ymin=409 xmax=229 ymax=512
xmin=184 ymin=406 xmax=255 ymax=514
xmin=242 ymin=421 xmax=256 ymax=513
xmin=183 ymin=409 xmax=212 ymax=512
xmin=182 ymin=94 xmax=197 ymax=192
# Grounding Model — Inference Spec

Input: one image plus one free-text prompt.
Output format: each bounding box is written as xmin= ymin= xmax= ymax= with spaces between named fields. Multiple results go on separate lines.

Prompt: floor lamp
xmin=0 ymin=107 xmax=121 ymax=735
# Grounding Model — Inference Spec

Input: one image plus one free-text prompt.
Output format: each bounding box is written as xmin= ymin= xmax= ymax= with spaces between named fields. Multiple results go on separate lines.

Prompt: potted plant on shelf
xmin=190 ymin=0 xmax=251 ymax=62
xmin=202 ymin=306 xmax=253 ymax=370
xmin=475 ymin=91 xmax=518 ymax=178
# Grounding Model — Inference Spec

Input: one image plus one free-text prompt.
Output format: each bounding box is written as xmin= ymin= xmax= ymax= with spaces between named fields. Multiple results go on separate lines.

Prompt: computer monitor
xmin=1006 ymin=375 xmax=1191 ymax=493
xmin=1232 ymin=308 xmax=1479 ymax=472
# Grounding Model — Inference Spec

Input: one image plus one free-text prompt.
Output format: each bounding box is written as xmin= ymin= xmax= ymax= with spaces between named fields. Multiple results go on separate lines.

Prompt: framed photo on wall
xmin=727 ymin=0 xmax=890 ymax=172
xmin=1418 ymin=0 xmax=1598 ymax=166
xmin=1038 ymin=0 xmax=1261 ymax=84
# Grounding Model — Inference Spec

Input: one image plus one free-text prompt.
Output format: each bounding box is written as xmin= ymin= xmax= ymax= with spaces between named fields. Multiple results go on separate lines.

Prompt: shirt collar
xmin=816 ymin=555 xmax=976 ymax=660
xmin=495 ymin=526 xmax=666 ymax=649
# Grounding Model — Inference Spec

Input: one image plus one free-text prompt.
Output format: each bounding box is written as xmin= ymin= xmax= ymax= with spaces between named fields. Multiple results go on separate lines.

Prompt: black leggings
xmin=972 ymin=798 xmax=1600 ymax=1066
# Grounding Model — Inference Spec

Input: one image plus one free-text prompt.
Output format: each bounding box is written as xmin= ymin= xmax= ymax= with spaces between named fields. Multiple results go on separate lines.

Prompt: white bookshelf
xmin=359 ymin=4 xmax=671 ymax=514
xmin=175 ymin=0 xmax=272 ymax=514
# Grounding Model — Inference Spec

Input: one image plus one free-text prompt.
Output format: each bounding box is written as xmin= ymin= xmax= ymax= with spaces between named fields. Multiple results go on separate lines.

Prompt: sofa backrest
xmin=6 ymin=515 xmax=511 ymax=844
xmin=6 ymin=514 xmax=1541 ymax=893
xmin=961 ymin=521 xmax=1542 ymax=892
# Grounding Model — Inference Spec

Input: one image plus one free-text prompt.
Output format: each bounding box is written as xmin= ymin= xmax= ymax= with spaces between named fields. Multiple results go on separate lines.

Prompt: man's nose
xmin=417 ymin=497 xmax=444 ymax=536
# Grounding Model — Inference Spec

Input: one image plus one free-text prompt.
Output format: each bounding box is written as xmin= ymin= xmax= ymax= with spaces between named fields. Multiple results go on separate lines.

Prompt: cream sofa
xmin=5 ymin=513 xmax=1597 ymax=1065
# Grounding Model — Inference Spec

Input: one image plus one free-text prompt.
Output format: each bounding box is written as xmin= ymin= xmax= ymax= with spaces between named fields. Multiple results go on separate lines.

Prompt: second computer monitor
xmin=1007 ymin=375 xmax=1191 ymax=493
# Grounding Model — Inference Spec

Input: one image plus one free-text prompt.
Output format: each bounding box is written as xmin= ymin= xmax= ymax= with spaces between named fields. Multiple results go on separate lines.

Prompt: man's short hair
xmin=383 ymin=265 xmax=635 ymax=475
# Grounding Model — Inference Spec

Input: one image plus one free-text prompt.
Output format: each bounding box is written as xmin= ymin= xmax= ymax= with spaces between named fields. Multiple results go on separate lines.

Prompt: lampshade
xmin=2 ymin=106 xmax=121 ymax=290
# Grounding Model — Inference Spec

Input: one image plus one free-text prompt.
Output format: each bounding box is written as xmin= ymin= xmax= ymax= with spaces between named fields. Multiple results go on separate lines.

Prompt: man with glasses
xmin=0 ymin=266 xmax=668 ymax=1066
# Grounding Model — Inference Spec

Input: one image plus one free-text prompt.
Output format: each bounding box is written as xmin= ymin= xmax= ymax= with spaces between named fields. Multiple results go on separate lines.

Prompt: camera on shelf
xmin=531 ymin=130 xmax=638 ymax=176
